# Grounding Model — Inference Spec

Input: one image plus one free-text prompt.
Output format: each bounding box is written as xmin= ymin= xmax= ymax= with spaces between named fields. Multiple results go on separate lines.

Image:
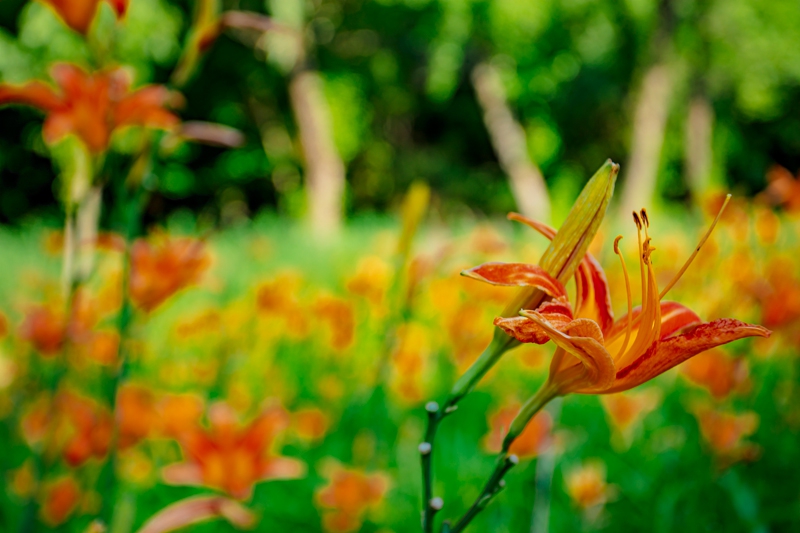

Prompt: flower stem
xmin=450 ymin=454 xmax=519 ymax=533
xmin=421 ymin=402 xmax=443 ymax=533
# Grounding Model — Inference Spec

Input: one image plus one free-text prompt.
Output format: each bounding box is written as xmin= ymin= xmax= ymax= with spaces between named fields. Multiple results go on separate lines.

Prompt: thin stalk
xmin=450 ymin=454 xmax=519 ymax=533
xmin=421 ymin=402 xmax=444 ymax=533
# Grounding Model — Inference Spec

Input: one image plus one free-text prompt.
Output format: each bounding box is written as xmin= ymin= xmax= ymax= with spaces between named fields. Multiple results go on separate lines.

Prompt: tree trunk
xmin=619 ymin=63 xmax=675 ymax=216
xmin=472 ymin=62 xmax=551 ymax=222
xmin=288 ymin=69 xmax=346 ymax=236
xmin=684 ymin=95 xmax=714 ymax=202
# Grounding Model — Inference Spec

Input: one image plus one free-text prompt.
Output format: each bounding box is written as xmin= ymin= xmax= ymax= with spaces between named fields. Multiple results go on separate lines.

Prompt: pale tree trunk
xmin=472 ymin=62 xmax=551 ymax=222
xmin=288 ymin=69 xmax=346 ymax=235
xmin=684 ymin=95 xmax=714 ymax=202
xmin=619 ymin=63 xmax=675 ymax=216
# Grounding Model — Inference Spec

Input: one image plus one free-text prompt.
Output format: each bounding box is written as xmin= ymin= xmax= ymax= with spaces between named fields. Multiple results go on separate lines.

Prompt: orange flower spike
xmin=38 ymin=0 xmax=129 ymax=35
xmin=129 ymin=235 xmax=210 ymax=312
xmin=0 ymin=63 xmax=178 ymax=153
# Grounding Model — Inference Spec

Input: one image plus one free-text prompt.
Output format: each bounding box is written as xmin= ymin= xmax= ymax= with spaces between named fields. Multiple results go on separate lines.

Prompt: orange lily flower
xmin=465 ymin=206 xmax=770 ymax=401
xmin=129 ymin=235 xmax=210 ymax=313
xmin=315 ymin=463 xmax=389 ymax=533
xmin=0 ymin=63 xmax=178 ymax=153
xmin=39 ymin=0 xmax=128 ymax=35
xmin=162 ymin=402 xmax=305 ymax=500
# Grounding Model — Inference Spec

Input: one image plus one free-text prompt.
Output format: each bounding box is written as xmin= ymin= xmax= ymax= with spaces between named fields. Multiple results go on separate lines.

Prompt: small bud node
xmin=425 ymin=401 xmax=439 ymax=413
xmin=508 ymin=454 xmax=520 ymax=465
xmin=418 ymin=442 xmax=432 ymax=455
xmin=430 ymin=497 xmax=444 ymax=511
xmin=445 ymin=405 xmax=458 ymax=414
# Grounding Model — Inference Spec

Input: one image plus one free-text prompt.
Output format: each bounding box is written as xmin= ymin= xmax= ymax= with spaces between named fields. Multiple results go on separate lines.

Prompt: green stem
xmin=448 ymin=382 xmax=558 ymax=533
xmin=450 ymin=454 xmax=519 ymax=533
xmin=447 ymin=334 xmax=514 ymax=410
xmin=421 ymin=402 xmax=443 ymax=533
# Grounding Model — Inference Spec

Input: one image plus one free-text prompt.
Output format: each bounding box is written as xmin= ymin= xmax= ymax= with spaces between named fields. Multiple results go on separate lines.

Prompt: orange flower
xmin=316 ymin=463 xmax=389 ymax=533
xmin=39 ymin=0 xmax=128 ymax=34
xmin=680 ymin=349 xmax=750 ymax=399
xmin=130 ymin=235 xmax=210 ymax=312
xmin=292 ymin=408 xmax=330 ymax=442
xmin=564 ymin=460 xmax=612 ymax=510
xmin=157 ymin=392 xmax=205 ymax=440
xmin=58 ymin=391 xmax=113 ymax=467
xmin=162 ymin=402 xmax=305 ymax=500
xmin=40 ymin=476 xmax=82 ymax=526
xmin=0 ymin=63 xmax=178 ymax=153
xmin=691 ymin=404 xmax=760 ymax=464
xmin=466 ymin=208 xmax=769 ymax=401
xmin=117 ymin=383 xmax=157 ymax=449
xmin=19 ymin=305 xmax=67 ymax=356
xmin=600 ymin=389 xmax=661 ymax=450
xmin=483 ymin=403 xmax=552 ymax=459
xmin=313 ymin=295 xmax=355 ymax=351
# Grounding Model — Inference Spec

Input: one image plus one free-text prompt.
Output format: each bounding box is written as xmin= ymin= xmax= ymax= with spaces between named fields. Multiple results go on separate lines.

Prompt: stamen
xmin=613 ymin=236 xmax=633 ymax=360
xmin=640 ymin=208 xmax=650 ymax=228
xmin=635 ymin=212 xmax=646 ymax=307
xmin=659 ymin=194 xmax=732 ymax=301
xmin=632 ymin=211 xmax=642 ymax=230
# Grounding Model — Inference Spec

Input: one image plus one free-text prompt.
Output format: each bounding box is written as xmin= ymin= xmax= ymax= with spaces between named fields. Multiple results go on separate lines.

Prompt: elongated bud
xmin=397 ymin=181 xmax=431 ymax=259
xmin=501 ymin=159 xmax=618 ymax=319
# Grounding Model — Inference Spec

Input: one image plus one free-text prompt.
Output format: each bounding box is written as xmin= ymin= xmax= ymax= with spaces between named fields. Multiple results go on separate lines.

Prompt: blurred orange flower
xmin=564 ymin=460 xmax=612 ymax=510
xmin=40 ymin=476 xmax=82 ymax=526
xmin=484 ymin=403 xmax=552 ymax=459
xmin=292 ymin=407 xmax=330 ymax=442
xmin=157 ymin=392 xmax=205 ymax=440
xmin=600 ymin=389 xmax=661 ymax=435
xmin=346 ymin=256 xmax=393 ymax=310
xmin=691 ymin=404 xmax=760 ymax=465
xmin=130 ymin=235 xmax=210 ymax=312
xmin=314 ymin=295 xmax=355 ymax=351
xmin=0 ymin=63 xmax=177 ymax=153
xmin=162 ymin=402 xmax=305 ymax=500
xmin=255 ymin=273 xmax=309 ymax=338
xmin=117 ymin=383 xmax=157 ymax=449
xmin=316 ymin=463 xmax=389 ymax=533
xmin=19 ymin=305 xmax=67 ymax=356
xmin=39 ymin=0 xmax=129 ymax=34
xmin=680 ymin=349 xmax=750 ymax=400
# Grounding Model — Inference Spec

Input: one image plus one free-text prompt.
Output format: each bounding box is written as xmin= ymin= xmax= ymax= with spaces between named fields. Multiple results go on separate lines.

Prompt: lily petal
xmin=608 ymin=319 xmax=771 ymax=393
xmin=494 ymin=299 xmax=573 ymax=344
xmin=523 ymin=312 xmax=615 ymax=394
xmin=0 ymin=81 xmax=62 ymax=112
xmin=462 ymin=262 xmax=567 ymax=299
xmin=136 ymin=496 xmax=256 ymax=533
xmin=259 ymin=457 xmax=306 ymax=481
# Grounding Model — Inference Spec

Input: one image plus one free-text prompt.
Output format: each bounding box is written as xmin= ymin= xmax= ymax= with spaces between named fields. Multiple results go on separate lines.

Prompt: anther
xmin=640 ymin=208 xmax=650 ymax=228
xmin=613 ymin=235 xmax=623 ymax=254
xmin=632 ymin=211 xmax=642 ymax=229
